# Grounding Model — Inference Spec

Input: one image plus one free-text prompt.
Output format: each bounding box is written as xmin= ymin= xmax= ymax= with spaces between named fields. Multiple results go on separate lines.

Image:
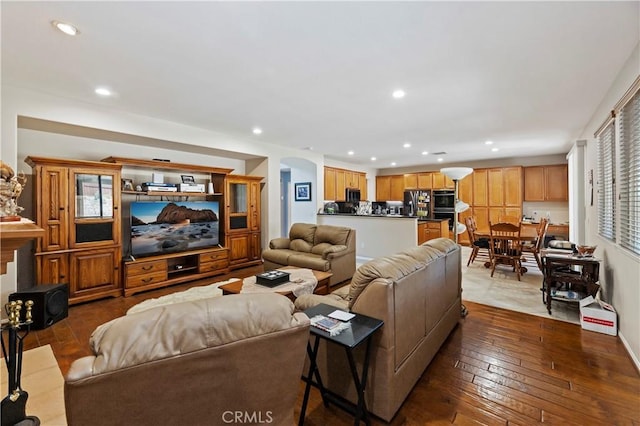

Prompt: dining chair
xmin=498 ymin=215 xmax=521 ymax=225
xmin=464 ymin=216 xmax=490 ymax=266
xmin=522 ymin=217 xmax=549 ymax=270
xmin=489 ymin=221 xmax=524 ymax=281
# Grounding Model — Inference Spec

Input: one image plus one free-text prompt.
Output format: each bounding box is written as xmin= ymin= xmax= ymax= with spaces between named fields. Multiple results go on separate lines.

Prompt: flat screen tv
xmin=130 ymin=201 xmax=220 ymax=258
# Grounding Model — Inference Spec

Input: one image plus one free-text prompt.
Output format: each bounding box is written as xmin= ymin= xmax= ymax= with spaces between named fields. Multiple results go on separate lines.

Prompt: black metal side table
xmin=299 ymin=303 xmax=383 ymax=426
xmin=541 ymin=250 xmax=601 ymax=314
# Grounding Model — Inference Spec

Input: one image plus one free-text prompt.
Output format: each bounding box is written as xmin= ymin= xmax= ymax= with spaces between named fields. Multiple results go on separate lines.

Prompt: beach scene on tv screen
xmin=130 ymin=201 xmax=219 ymax=257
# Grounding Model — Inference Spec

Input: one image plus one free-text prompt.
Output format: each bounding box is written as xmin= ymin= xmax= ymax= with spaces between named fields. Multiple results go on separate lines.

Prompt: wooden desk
xmin=219 ymin=269 xmax=332 ymax=301
xmin=541 ymin=250 xmax=600 ymax=314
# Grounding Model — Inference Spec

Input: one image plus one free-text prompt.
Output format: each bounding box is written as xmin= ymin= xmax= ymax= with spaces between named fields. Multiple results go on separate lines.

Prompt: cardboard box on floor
xmin=579 ymin=296 xmax=617 ymax=336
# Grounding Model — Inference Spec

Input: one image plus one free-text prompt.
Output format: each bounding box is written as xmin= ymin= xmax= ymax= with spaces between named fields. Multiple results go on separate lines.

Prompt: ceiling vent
xmin=432 ymin=151 xmax=447 ymax=155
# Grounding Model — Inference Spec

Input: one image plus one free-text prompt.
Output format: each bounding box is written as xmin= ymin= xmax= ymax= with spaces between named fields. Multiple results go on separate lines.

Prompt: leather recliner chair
xmin=64 ymin=293 xmax=310 ymax=426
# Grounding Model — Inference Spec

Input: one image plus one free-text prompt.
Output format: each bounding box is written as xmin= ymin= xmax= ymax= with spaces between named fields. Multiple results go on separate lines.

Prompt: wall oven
xmin=433 ymin=190 xmax=455 ymax=210
xmin=433 ymin=209 xmax=455 ymax=231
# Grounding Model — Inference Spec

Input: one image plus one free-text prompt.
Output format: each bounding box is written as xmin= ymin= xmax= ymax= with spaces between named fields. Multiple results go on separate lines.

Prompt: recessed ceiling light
xmin=421 ymin=151 xmax=429 ymax=156
xmin=94 ymin=87 xmax=112 ymax=96
xmin=252 ymin=127 xmax=263 ymax=135
xmin=485 ymin=140 xmax=493 ymax=145
xmin=391 ymin=162 xmax=396 ymax=166
xmin=347 ymin=150 xmax=354 ymax=156
xmin=437 ymin=158 xmax=444 ymax=162
xmin=403 ymin=142 xmax=411 ymax=148
xmin=491 ymin=147 xmax=499 ymax=152
xmin=52 ymin=20 xmax=79 ymax=36
xmin=371 ymin=157 xmax=377 ymax=161
xmin=392 ymin=89 xmax=406 ymax=99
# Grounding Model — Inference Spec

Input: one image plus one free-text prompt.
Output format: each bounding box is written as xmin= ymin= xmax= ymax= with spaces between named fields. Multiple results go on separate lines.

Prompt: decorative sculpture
xmin=1 ymin=299 xmax=40 ymax=426
xmin=0 ymin=161 xmax=27 ymax=221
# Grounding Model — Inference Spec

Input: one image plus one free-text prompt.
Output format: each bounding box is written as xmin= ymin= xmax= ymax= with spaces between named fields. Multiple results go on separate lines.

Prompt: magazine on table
xmin=310 ymin=314 xmax=351 ymax=335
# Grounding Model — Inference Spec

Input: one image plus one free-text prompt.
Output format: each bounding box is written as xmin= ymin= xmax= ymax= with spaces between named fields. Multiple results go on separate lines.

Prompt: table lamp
xmin=440 ymin=167 xmax=474 ymax=244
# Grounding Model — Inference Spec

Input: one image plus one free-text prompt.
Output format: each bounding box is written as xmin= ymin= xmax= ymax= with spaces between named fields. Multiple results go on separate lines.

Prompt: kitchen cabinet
xmin=376 ymin=176 xmax=391 ymax=201
xmin=358 ymin=173 xmax=368 ymax=201
xmin=488 ymin=169 xmax=504 ymax=206
xmin=26 ymin=156 xmax=123 ymax=304
xmin=325 ymin=166 xmax=366 ymax=201
xmin=473 ymin=170 xmax=488 ymax=206
xmin=418 ymin=172 xmax=433 ymax=189
xmin=432 ymin=172 xmax=454 ymax=189
xmin=545 ymin=165 xmax=568 ymax=201
xmin=404 ymin=173 xmax=418 ymax=189
xmin=417 ymin=220 xmax=449 ymax=245
xmin=524 ymin=165 xmax=568 ymax=201
xmin=324 ymin=167 xmax=337 ymax=201
xmin=503 ymin=167 xmax=523 ymax=206
xmin=390 ymin=175 xmax=404 ymax=201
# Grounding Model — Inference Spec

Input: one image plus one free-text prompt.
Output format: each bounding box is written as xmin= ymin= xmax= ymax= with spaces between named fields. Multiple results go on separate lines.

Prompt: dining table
xmin=474 ymin=224 xmax=538 ymax=269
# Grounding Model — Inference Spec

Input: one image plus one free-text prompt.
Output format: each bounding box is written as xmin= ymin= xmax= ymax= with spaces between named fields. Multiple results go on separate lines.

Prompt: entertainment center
xmin=26 ymin=156 xmax=263 ymax=304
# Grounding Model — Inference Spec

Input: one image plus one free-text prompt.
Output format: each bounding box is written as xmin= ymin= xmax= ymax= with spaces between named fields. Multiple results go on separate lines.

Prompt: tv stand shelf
xmin=124 ymin=247 xmax=229 ymax=297
xmin=122 ymin=190 xmax=224 ymax=197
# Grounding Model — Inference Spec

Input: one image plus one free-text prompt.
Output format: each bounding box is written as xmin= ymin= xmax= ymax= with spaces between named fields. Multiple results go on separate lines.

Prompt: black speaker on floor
xmin=9 ymin=283 xmax=69 ymax=330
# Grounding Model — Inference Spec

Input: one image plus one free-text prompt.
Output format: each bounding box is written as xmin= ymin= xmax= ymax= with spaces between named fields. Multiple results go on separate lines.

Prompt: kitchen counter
xmin=317 ymin=214 xmax=449 ymax=261
xmin=318 ymin=213 xmax=440 ymax=221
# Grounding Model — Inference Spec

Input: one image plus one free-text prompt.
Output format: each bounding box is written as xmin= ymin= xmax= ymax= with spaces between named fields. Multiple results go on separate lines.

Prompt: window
xmin=597 ymin=118 xmax=616 ymax=241
xmin=618 ymin=87 xmax=640 ymax=255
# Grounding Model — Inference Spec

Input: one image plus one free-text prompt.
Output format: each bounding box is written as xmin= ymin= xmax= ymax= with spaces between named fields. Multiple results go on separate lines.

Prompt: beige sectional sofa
xmin=262 ymin=223 xmax=356 ymax=286
xmin=64 ymin=293 xmax=310 ymax=426
xmin=294 ymin=238 xmax=461 ymax=422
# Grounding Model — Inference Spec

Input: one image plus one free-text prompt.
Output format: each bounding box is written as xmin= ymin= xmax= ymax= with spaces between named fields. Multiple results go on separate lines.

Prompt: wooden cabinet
xmin=488 ymin=168 xmax=505 ymax=206
xmin=503 ymin=167 xmax=523 ymax=206
xmin=225 ymin=175 xmax=263 ymax=268
xmin=417 ymin=220 xmax=449 ymax=245
xmin=472 ymin=170 xmax=489 ymax=207
xmin=418 ymin=172 xmax=433 ymax=189
xmin=324 ymin=167 xmax=337 ymax=201
xmin=390 ymin=175 xmax=404 ymax=201
xmin=26 ymin=156 xmax=123 ymax=304
xmin=545 ymin=165 xmax=568 ymax=201
xmin=404 ymin=173 xmax=418 ymax=189
xmin=324 ymin=166 xmax=366 ymax=201
xmin=524 ymin=165 xmax=568 ymax=201
xmin=123 ymin=248 xmax=229 ymax=296
xmin=376 ymin=176 xmax=391 ymax=201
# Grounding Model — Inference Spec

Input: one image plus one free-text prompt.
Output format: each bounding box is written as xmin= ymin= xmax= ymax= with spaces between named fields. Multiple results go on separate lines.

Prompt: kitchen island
xmin=317 ymin=213 xmax=449 ymax=261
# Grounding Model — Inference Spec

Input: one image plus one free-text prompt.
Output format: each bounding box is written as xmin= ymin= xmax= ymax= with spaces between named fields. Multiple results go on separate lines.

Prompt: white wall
xmin=282 ymin=157 xmax=318 ymax=225
xmin=579 ymin=42 xmax=640 ymax=369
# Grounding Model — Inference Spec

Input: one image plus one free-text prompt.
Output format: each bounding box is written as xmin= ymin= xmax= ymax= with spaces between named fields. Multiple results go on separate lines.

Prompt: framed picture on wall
xmin=295 ymin=182 xmax=311 ymax=201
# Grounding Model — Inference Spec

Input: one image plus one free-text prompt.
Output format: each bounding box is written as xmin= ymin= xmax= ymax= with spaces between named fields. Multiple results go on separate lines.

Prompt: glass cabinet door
xmin=72 ymin=171 xmax=119 ymax=246
xmin=75 ymin=174 xmax=114 ymax=218
xmin=229 ymin=182 xmax=248 ymax=214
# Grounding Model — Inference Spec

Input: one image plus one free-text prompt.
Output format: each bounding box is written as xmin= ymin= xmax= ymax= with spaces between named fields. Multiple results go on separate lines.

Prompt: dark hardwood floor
xmin=22 ymin=267 xmax=640 ymax=425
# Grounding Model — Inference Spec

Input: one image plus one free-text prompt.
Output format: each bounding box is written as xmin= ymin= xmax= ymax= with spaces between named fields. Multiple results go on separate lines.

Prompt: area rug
xmin=460 ymin=246 xmax=580 ymax=324
xmin=0 ymin=344 xmax=66 ymax=425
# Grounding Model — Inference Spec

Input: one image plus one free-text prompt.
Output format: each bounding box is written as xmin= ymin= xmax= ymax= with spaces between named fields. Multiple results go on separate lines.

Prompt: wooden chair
xmin=522 ymin=217 xmax=549 ymax=270
xmin=489 ymin=221 xmax=524 ymax=281
xmin=464 ymin=216 xmax=490 ymax=266
xmin=498 ymin=215 xmax=521 ymax=225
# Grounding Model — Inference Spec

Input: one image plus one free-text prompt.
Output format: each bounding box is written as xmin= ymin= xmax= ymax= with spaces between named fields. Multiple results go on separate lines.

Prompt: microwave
xmin=345 ymin=188 xmax=361 ymax=203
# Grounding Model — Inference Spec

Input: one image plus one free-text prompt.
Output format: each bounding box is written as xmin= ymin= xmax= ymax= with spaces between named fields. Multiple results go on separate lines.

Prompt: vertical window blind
xmin=618 ymin=88 xmax=640 ymax=255
xmin=597 ymin=119 xmax=615 ymax=241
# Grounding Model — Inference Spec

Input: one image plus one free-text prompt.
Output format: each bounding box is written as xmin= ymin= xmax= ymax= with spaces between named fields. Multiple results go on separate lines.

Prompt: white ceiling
xmin=2 ymin=2 xmax=638 ymax=169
